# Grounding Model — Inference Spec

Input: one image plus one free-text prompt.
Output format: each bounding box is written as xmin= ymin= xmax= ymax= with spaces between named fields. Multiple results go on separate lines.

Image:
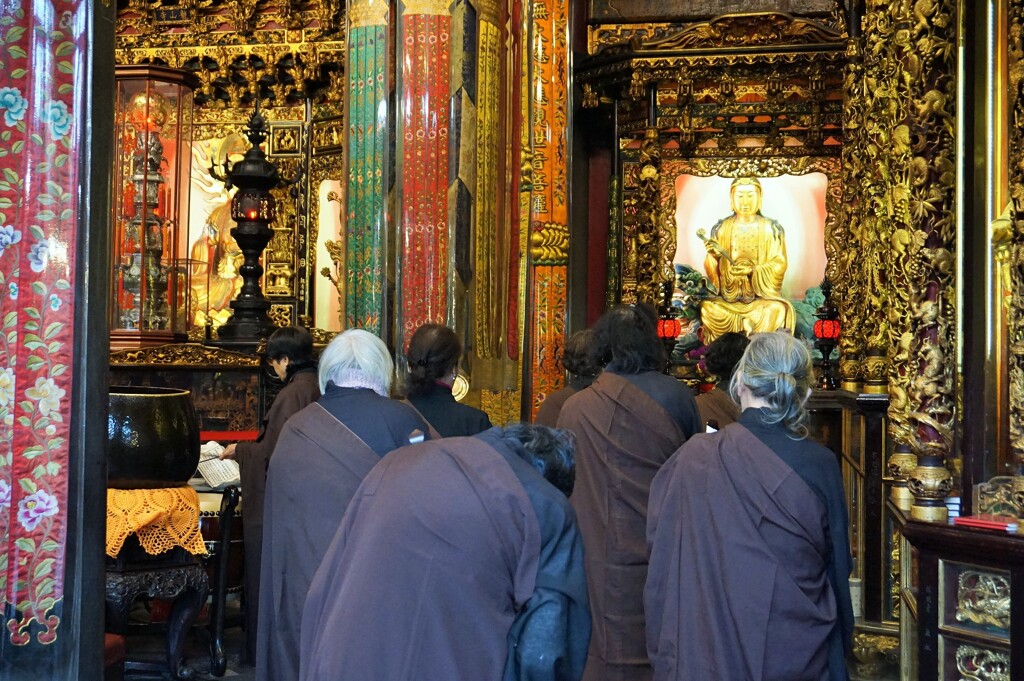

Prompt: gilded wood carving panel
xmin=588 ymin=0 xmax=838 ymax=25
xmin=1007 ymin=0 xmax=1024 ymax=503
xmin=115 ymin=1 xmax=346 ymax=333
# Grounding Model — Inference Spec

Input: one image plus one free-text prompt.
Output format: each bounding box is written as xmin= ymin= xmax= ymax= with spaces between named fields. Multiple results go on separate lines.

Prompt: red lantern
xmin=813 ymin=318 xmax=841 ymax=341
xmin=657 ymin=317 xmax=682 ymax=340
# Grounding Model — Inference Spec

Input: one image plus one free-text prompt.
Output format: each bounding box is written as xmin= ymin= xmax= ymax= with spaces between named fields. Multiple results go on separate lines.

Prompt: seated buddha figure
xmin=700 ymin=177 xmax=795 ymax=342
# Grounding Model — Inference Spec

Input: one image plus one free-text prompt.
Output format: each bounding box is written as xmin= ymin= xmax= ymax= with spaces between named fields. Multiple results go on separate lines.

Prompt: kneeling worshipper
xmin=557 ymin=304 xmax=701 ymax=681
xmin=256 ymin=328 xmax=430 ymax=681
xmin=645 ymin=331 xmax=854 ymax=681
xmin=300 ymin=424 xmax=591 ymax=681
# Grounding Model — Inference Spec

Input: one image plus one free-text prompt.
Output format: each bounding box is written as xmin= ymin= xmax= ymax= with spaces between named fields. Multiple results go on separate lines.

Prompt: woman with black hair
xmin=535 ymin=328 xmax=599 ymax=427
xmin=556 ymin=304 xmax=701 ymax=680
xmin=405 ymin=323 xmax=492 ymax=437
xmin=695 ymin=331 xmax=749 ymax=430
xmin=219 ymin=325 xmax=320 ymax=664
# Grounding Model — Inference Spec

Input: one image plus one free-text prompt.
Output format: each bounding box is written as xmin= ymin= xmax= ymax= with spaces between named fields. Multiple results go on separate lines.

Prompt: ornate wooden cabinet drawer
xmin=942 ymin=563 xmax=1010 ymax=639
xmin=902 ymin=521 xmax=1024 ymax=680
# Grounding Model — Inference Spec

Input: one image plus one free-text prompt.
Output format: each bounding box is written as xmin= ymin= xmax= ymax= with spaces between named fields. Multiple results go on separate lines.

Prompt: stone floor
xmin=118 ymin=596 xmax=254 ymax=681
xmin=119 ymin=600 xmax=901 ymax=681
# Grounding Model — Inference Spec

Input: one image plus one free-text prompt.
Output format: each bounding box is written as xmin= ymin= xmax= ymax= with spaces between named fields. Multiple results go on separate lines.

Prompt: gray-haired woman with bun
xmin=645 ymin=331 xmax=853 ymax=681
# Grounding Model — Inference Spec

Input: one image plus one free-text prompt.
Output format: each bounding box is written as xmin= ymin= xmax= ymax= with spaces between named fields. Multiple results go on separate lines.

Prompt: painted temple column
xmin=395 ymin=0 xmax=453 ymax=349
xmin=525 ymin=0 xmax=570 ymax=416
xmin=905 ymin=0 xmax=957 ymax=522
xmin=345 ymin=0 xmax=390 ymax=332
xmin=447 ymin=0 xmax=481 ymax=350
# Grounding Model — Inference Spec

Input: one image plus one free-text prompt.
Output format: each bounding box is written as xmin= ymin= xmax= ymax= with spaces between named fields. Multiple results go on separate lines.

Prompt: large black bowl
xmin=107 ymin=386 xmax=200 ymax=489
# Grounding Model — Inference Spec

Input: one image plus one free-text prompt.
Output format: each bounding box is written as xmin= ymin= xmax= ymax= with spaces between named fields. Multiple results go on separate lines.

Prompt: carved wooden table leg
xmin=105 ymin=560 xmax=210 ymax=681
xmin=164 ymin=564 xmax=210 ymax=680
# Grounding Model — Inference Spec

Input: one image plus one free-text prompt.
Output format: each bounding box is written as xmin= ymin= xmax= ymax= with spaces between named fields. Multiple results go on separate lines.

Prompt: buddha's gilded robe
xmin=702 ymin=214 xmax=795 ymax=341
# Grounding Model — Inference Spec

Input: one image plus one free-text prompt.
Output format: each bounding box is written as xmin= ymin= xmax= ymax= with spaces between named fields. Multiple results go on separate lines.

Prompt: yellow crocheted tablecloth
xmin=106 ymin=486 xmax=208 ymax=558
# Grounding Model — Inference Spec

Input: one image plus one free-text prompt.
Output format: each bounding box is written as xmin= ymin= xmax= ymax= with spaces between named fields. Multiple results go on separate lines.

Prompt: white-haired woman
xmin=258 ymin=329 xmax=430 ymax=681
xmin=645 ymin=331 xmax=853 ymax=681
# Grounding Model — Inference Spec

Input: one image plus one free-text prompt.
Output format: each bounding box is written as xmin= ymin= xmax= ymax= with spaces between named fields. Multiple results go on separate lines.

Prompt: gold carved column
xmin=1007 ymin=0 xmax=1024 ymax=506
xmin=473 ymin=0 xmax=507 ymax=359
xmin=622 ymin=125 xmax=669 ymax=306
xmin=838 ymin=34 xmax=867 ymax=391
xmin=842 ymin=1 xmax=922 ymax=509
xmin=905 ymin=0 xmax=957 ymax=522
xmin=873 ymin=0 xmax=920 ymax=510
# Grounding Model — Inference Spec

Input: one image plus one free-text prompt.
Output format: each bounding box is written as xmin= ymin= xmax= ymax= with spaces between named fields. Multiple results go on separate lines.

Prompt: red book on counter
xmin=953 ymin=514 xmax=1020 ymax=533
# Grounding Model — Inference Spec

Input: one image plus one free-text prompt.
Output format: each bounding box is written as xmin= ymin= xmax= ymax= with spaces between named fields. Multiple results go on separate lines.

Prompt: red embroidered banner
xmin=1 ymin=0 xmax=85 ymax=647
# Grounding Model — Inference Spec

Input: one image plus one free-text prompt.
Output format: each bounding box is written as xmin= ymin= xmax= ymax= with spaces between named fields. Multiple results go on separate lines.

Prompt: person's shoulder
xmin=282 ymin=400 xmax=325 ymax=428
xmin=467 ymin=403 xmax=493 ymax=429
xmin=452 ymin=400 xmax=489 ymax=420
xmin=800 ymin=439 xmax=843 ymax=477
xmin=644 ymin=370 xmax=695 ymax=396
xmin=290 ymin=370 xmax=320 ymax=388
xmin=541 ymin=384 xmax=574 ymax=405
xmin=560 ymin=382 xmax=595 ymax=410
xmin=663 ymin=428 xmax=720 ymax=465
xmin=652 ymin=431 xmax=719 ymax=489
xmin=380 ymin=395 xmax=427 ymax=420
xmin=279 ymin=372 xmax=321 ymax=400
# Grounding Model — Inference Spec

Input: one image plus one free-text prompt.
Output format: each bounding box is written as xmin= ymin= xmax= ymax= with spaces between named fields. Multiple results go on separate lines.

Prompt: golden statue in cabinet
xmin=700 ymin=177 xmax=795 ymax=342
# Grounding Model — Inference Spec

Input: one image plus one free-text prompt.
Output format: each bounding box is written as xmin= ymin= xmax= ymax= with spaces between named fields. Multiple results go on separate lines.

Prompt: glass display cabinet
xmin=110 ymin=65 xmax=198 ymax=350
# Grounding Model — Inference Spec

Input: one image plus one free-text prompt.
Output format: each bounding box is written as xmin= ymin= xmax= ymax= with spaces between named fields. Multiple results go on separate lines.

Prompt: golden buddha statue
xmin=188 ymin=136 xmax=246 ymax=328
xmin=699 ymin=177 xmax=795 ymax=343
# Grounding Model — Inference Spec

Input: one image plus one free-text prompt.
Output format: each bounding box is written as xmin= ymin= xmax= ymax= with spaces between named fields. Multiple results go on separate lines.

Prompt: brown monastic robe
xmin=557 ymin=371 xmax=687 ymax=681
xmin=645 ymin=423 xmax=841 ymax=681
xmin=299 ymin=430 xmax=590 ymax=681
xmin=256 ymin=403 xmax=384 ymax=681
xmin=234 ymin=368 xmax=319 ymax=662
xmin=695 ymin=384 xmax=740 ymax=430
xmin=535 ymin=376 xmax=595 ymax=428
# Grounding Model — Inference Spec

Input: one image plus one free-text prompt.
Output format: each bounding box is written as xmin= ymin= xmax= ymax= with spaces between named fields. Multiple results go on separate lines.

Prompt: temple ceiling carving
xmin=115 ymin=0 xmax=345 ymax=107
xmin=588 ymin=0 xmax=839 ymax=24
xmin=579 ymin=12 xmax=846 ymax=153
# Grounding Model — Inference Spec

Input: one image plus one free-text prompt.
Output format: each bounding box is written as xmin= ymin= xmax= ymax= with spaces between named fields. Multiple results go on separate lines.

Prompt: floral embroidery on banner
xmin=0 ymin=0 xmax=83 ymax=648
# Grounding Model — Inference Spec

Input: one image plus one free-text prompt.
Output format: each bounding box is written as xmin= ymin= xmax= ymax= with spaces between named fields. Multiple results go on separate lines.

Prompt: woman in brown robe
xmin=646 ymin=331 xmax=853 ymax=681
xmin=694 ymin=331 xmax=748 ymax=430
xmin=557 ymin=305 xmax=701 ymax=681
xmin=300 ymin=425 xmax=590 ymax=681
xmin=257 ymin=329 xmax=430 ymax=681
xmin=219 ymin=325 xmax=320 ymax=664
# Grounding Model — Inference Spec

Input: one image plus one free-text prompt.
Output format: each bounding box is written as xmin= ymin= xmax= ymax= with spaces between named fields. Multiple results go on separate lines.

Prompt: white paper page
xmin=196 ymin=441 xmax=241 ymax=489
